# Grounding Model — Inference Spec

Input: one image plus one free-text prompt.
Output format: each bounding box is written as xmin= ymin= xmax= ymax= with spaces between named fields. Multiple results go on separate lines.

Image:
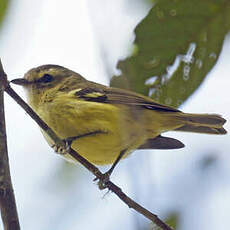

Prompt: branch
xmin=0 ymin=60 xmax=20 ymax=229
xmin=2 ymin=62 xmax=173 ymax=230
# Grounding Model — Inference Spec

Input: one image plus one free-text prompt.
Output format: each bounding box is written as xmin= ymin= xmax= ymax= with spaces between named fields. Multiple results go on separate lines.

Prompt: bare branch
xmin=3 ymin=62 xmax=173 ymax=230
xmin=0 ymin=59 xmax=20 ymax=230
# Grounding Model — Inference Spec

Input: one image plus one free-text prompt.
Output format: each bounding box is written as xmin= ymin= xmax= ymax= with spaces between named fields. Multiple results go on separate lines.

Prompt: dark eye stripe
xmin=37 ymin=74 xmax=54 ymax=83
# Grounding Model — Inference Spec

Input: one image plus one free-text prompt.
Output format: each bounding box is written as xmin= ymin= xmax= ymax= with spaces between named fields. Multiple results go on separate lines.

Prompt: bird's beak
xmin=11 ymin=78 xmax=31 ymax=86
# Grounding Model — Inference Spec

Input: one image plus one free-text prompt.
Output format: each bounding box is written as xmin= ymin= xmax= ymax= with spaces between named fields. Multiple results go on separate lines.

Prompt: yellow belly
xmin=38 ymin=98 xmax=149 ymax=165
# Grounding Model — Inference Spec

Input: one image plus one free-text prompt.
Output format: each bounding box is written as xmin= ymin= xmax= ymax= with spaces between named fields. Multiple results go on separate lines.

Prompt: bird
xmin=11 ymin=64 xmax=227 ymax=171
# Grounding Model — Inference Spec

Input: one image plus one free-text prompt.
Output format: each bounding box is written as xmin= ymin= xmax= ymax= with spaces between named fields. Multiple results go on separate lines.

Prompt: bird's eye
xmin=38 ymin=74 xmax=54 ymax=83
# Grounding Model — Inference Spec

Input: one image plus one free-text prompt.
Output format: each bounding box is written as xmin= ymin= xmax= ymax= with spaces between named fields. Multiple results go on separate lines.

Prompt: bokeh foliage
xmin=111 ymin=0 xmax=230 ymax=108
xmin=0 ymin=0 xmax=9 ymax=29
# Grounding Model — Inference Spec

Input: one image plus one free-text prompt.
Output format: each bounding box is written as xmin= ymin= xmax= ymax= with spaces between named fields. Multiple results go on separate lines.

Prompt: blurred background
xmin=0 ymin=0 xmax=230 ymax=229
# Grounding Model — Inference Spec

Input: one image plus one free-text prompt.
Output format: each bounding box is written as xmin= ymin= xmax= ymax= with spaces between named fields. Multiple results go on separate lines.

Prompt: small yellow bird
xmin=12 ymin=65 xmax=227 ymax=167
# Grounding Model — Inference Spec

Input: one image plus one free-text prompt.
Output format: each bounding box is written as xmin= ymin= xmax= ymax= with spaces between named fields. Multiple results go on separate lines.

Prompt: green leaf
xmin=111 ymin=0 xmax=230 ymax=108
xmin=165 ymin=212 xmax=179 ymax=229
xmin=149 ymin=212 xmax=179 ymax=230
xmin=0 ymin=0 xmax=9 ymax=29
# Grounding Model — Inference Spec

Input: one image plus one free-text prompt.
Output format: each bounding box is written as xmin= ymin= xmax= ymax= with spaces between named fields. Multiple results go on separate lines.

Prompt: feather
xmin=138 ymin=135 xmax=185 ymax=150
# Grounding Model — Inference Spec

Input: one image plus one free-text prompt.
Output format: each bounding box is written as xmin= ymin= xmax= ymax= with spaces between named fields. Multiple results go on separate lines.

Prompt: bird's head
xmin=11 ymin=64 xmax=86 ymax=109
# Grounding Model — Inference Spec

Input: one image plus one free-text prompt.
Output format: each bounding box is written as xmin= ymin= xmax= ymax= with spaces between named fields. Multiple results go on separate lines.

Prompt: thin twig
xmin=2 ymin=61 xmax=173 ymax=230
xmin=0 ymin=60 xmax=20 ymax=230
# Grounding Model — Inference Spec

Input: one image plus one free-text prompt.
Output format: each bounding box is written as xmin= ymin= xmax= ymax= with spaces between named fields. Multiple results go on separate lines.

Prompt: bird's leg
xmin=52 ymin=131 xmax=126 ymax=190
xmin=95 ymin=149 xmax=127 ymax=190
xmin=106 ymin=148 xmax=127 ymax=177
xmin=52 ymin=130 xmax=105 ymax=154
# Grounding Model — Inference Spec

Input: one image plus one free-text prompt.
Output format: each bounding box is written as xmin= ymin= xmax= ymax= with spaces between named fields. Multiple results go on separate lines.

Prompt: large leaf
xmin=111 ymin=0 xmax=230 ymax=108
xmin=0 ymin=0 xmax=9 ymax=29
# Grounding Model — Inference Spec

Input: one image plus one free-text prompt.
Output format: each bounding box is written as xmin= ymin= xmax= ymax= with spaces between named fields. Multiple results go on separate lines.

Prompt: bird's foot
xmin=94 ymin=171 xmax=111 ymax=190
xmin=51 ymin=138 xmax=72 ymax=155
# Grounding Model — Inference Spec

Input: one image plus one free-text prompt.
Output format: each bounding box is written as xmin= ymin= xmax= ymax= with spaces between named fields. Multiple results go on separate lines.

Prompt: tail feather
xmin=175 ymin=125 xmax=227 ymax=135
xmin=179 ymin=113 xmax=226 ymax=126
xmin=139 ymin=135 xmax=185 ymax=150
xmin=174 ymin=113 xmax=227 ymax=135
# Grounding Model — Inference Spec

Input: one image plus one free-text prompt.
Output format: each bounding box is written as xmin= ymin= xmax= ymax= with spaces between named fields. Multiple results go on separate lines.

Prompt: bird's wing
xmin=73 ymin=82 xmax=180 ymax=112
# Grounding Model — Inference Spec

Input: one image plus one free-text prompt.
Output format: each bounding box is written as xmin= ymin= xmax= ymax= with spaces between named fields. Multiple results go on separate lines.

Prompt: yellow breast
xmin=36 ymin=94 xmax=148 ymax=165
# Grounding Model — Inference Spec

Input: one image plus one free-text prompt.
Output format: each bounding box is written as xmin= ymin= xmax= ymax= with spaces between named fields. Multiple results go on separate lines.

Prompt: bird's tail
xmin=173 ymin=113 xmax=227 ymax=135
